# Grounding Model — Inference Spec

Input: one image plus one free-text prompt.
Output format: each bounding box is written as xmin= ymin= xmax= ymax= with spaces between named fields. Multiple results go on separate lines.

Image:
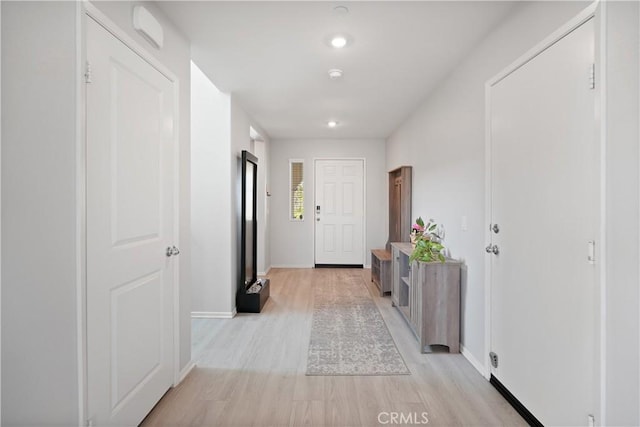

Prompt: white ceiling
xmin=158 ymin=1 xmax=518 ymax=139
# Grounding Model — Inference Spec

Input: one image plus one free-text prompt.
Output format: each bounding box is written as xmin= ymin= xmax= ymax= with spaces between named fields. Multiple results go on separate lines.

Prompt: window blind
xmin=290 ymin=161 xmax=304 ymax=220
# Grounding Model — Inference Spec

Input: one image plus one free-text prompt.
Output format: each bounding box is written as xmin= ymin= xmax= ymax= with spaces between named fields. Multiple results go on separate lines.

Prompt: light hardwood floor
xmin=142 ymin=268 xmax=525 ymax=427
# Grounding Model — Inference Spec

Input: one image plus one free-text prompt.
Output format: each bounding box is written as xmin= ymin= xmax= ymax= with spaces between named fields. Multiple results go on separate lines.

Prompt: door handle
xmin=485 ymin=244 xmax=499 ymax=255
xmin=166 ymin=246 xmax=180 ymax=257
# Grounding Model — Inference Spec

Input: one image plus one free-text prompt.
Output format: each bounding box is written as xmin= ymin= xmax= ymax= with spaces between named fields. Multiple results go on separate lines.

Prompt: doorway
xmin=487 ymin=13 xmax=598 ymax=426
xmin=314 ymin=159 xmax=365 ymax=266
xmin=85 ymin=15 xmax=178 ymax=426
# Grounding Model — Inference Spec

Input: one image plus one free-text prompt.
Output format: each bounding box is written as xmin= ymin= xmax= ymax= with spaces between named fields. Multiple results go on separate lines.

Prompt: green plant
xmin=410 ymin=220 xmax=446 ymax=263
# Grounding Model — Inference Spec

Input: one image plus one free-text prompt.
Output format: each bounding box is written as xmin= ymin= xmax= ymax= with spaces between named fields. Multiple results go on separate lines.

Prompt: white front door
xmin=489 ymin=18 xmax=597 ymax=425
xmin=86 ymin=17 xmax=176 ymax=426
xmin=314 ymin=159 xmax=364 ymax=266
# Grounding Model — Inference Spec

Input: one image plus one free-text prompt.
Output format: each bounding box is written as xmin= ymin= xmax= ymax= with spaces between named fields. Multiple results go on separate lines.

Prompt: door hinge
xmin=85 ymin=61 xmax=93 ymax=84
xmin=587 ymin=240 xmax=596 ymax=264
xmin=588 ymin=63 xmax=595 ymax=90
xmin=490 ymin=351 xmax=499 ymax=368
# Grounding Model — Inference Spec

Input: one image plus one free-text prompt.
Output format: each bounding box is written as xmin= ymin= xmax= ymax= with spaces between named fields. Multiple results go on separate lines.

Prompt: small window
xmin=290 ymin=160 xmax=304 ymax=220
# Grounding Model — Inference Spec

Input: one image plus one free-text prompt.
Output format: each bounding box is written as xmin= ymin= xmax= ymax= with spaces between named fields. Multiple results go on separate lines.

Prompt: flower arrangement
xmin=410 ymin=217 xmax=426 ymax=244
xmin=409 ymin=216 xmax=446 ymax=263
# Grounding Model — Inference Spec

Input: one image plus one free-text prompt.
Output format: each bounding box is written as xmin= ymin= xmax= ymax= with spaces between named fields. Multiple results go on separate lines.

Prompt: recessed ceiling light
xmin=330 ymin=36 xmax=347 ymax=49
xmin=327 ymin=120 xmax=338 ymax=128
xmin=328 ymin=69 xmax=343 ymax=79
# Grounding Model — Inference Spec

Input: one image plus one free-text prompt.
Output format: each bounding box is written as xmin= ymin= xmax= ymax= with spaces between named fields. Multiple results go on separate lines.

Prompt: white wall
xmin=190 ymin=62 xmax=233 ymax=316
xmin=603 ymin=1 xmax=640 ymax=424
xmin=386 ymin=0 xmax=588 ymax=385
xmin=2 ymin=1 xmax=192 ymax=424
xmin=2 ymin=2 xmax=80 ymax=424
xmin=270 ymin=139 xmax=387 ymax=268
xmin=89 ymin=0 xmax=193 ymax=377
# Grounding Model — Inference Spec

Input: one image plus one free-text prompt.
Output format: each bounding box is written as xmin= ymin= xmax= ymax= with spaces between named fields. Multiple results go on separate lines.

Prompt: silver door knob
xmin=166 ymin=246 xmax=180 ymax=257
xmin=486 ymin=244 xmax=500 ymax=255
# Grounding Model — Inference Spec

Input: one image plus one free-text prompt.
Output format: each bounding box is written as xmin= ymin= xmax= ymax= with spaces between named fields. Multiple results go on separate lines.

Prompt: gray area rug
xmin=306 ymin=271 xmax=410 ymax=376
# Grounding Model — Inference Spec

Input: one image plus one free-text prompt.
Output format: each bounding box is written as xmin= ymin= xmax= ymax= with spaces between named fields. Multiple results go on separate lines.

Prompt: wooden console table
xmin=371 ymin=249 xmax=391 ymax=296
xmin=391 ymin=242 xmax=461 ymax=353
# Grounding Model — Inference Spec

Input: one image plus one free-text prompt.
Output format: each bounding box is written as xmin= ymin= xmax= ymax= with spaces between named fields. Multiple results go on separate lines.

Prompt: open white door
xmin=86 ymin=16 xmax=176 ymax=426
xmin=314 ymin=159 xmax=364 ymax=266
xmin=488 ymin=17 xmax=597 ymax=425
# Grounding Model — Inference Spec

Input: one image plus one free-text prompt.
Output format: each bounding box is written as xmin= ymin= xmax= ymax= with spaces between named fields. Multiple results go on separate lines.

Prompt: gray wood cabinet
xmin=391 ymin=242 xmax=461 ymax=353
xmin=371 ymin=249 xmax=392 ymax=296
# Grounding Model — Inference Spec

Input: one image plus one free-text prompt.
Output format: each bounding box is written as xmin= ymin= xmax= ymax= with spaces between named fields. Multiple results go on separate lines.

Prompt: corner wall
xmin=269 ymin=138 xmax=387 ymax=268
xmin=190 ymin=62 xmax=233 ymax=316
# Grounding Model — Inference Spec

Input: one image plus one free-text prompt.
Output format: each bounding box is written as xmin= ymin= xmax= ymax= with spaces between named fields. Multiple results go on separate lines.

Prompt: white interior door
xmin=489 ymin=18 xmax=597 ymax=425
xmin=314 ymin=159 xmax=364 ymax=266
xmin=86 ymin=17 xmax=176 ymax=426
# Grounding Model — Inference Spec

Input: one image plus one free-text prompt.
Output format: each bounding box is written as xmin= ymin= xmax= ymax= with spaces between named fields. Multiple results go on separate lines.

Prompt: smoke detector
xmin=333 ymin=5 xmax=349 ymax=15
xmin=328 ymin=69 xmax=344 ymax=79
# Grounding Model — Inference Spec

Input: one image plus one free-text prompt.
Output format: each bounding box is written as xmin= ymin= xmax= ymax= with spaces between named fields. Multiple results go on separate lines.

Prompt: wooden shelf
xmin=391 ymin=242 xmax=461 ymax=354
xmin=371 ymin=249 xmax=392 ymax=296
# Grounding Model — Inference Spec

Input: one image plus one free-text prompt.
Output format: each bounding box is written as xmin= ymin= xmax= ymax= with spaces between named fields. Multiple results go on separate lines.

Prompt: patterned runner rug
xmin=306 ymin=270 xmax=410 ymax=376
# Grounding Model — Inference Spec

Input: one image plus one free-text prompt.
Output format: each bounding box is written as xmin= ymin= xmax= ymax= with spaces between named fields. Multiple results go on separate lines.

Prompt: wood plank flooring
xmin=141 ymin=268 xmax=525 ymax=426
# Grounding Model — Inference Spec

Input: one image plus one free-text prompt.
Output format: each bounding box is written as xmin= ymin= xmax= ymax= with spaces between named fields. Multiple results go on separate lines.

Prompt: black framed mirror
xmin=241 ymin=150 xmax=257 ymax=289
xmin=237 ymin=150 xmax=270 ymax=312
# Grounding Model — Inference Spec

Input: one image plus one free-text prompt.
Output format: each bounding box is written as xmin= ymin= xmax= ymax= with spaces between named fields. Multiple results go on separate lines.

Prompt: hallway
xmin=142 ymin=269 xmax=524 ymax=426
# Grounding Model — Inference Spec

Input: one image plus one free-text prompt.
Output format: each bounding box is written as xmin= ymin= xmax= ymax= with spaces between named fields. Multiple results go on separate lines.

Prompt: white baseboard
xmin=258 ymin=266 xmax=272 ymax=276
xmin=191 ymin=309 xmax=237 ymax=319
xmin=460 ymin=344 xmax=487 ymax=377
xmin=364 ymin=264 xmax=371 ymax=269
xmin=176 ymin=361 xmax=195 ymax=385
xmin=270 ymin=264 xmax=314 ymax=269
